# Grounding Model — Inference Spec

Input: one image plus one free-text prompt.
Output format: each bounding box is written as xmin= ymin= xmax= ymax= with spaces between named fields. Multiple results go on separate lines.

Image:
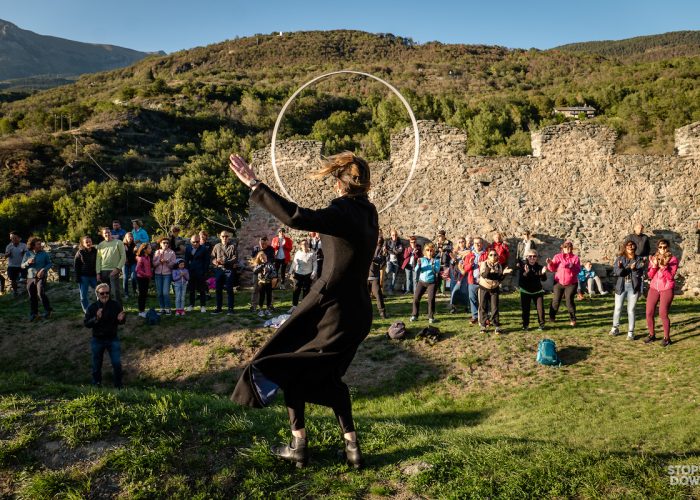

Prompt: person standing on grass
xmin=96 ymin=227 xmax=126 ymax=305
xmin=250 ymin=236 xmax=276 ymax=311
xmin=185 ymin=235 xmax=209 ymax=313
xmin=478 ymin=249 xmax=512 ymax=334
xmin=435 ymin=230 xmax=453 ymax=296
xmin=308 ymin=231 xmax=324 ymax=279
xmin=122 ymin=232 xmax=137 ymax=300
xmin=517 ymin=249 xmax=547 ymax=331
xmin=252 ymin=251 xmax=276 ymax=317
xmin=410 ymin=242 xmax=440 ymax=324
xmin=84 ymin=283 xmax=125 ymax=388
xmin=21 ymin=236 xmax=53 ymax=322
xmin=644 ymin=239 xmax=678 ymax=347
xmin=230 ymin=151 xmax=378 ymax=469
xmin=74 ymin=235 xmax=98 ymax=313
xmin=172 ymin=259 xmax=190 ymax=316
xmin=5 ymin=231 xmax=27 ymax=297
xmin=211 ymin=231 xmax=238 ymax=315
xmin=547 ymin=240 xmax=581 ymax=327
xmin=463 ymin=237 xmax=488 ymax=325
xmin=401 ymin=235 xmax=422 ymax=295
xmin=610 ymin=240 xmax=645 ymax=340
xmin=152 ymin=237 xmax=176 ymax=315
xmin=135 ymin=243 xmax=153 ymax=317
xmin=271 ymin=228 xmax=293 ymax=290
xmin=448 ymin=236 xmax=470 ymax=314
xmin=289 ymin=239 xmax=317 ymax=314
xmin=384 ymin=229 xmax=404 ymax=293
xmin=368 ymin=235 xmax=388 ymax=319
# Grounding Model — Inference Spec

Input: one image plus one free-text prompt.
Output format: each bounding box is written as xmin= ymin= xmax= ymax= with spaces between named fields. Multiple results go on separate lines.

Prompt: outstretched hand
xmin=229 ymin=155 xmax=258 ymax=188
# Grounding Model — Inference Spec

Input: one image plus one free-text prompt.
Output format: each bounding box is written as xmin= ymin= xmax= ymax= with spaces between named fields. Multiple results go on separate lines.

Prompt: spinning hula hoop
xmin=271 ymin=70 xmax=420 ymax=214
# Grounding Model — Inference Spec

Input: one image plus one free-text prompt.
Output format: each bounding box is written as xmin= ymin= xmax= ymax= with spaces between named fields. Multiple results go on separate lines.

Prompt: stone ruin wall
xmin=238 ymin=120 xmax=700 ymax=295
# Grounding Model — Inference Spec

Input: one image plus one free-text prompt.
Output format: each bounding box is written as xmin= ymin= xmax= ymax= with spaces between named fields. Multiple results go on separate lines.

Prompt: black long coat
xmin=232 ymin=183 xmax=379 ymax=408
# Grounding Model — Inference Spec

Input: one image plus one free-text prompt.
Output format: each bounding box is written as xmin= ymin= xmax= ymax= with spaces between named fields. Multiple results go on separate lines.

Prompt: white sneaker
xmin=258 ymin=310 xmax=265 ymax=317
xmin=609 ymin=327 xmax=620 ymax=336
xmin=138 ymin=311 xmax=147 ymax=318
xmin=185 ymin=306 xmax=193 ymax=312
xmin=287 ymin=306 xmax=296 ymax=314
xmin=627 ymin=332 xmax=635 ymax=340
xmin=265 ymin=309 xmax=272 ymax=317
xmin=200 ymin=306 xmax=207 ymax=313
xmin=600 ymin=291 xmax=609 ymax=295
xmin=409 ymin=316 xmax=416 ymax=322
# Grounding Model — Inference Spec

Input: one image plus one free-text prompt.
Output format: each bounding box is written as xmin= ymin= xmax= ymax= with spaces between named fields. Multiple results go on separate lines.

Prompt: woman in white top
xmin=289 ymin=239 xmax=317 ymax=312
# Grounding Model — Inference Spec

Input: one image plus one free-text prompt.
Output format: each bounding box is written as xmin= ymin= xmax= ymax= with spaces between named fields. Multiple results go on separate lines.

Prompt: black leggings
xmin=274 ymin=259 xmax=288 ymax=284
xmin=284 ymin=386 xmax=355 ymax=434
xmin=292 ymin=273 xmax=312 ymax=306
xmin=412 ymin=281 xmax=437 ymax=319
xmin=258 ymin=282 xmax=272 ymax=308
xmin=188 ymin=273 xmax=207 ymax=307
xmin=550 ymin=282 xmax=577 ymax=321
xmin=137 ymin=277 xmax=150 ymax=312
xmin=520 ymin=292 xmax=545 ymax=328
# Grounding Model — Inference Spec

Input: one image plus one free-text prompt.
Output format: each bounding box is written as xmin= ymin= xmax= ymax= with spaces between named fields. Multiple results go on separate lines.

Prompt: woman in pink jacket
xmin=546 ymin=240 xmax=581 ymax=326
xmin=152 ymin=237 xmax=176 ymax=314
xmin=644 ymin=239 xmax=678 ymax=346
xmin=135 ymin=243 xmax=153 ymax=317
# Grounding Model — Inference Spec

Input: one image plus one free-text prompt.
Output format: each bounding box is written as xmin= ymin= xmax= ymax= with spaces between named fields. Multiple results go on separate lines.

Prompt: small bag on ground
xmin=536 ymin=338 xmax=561 ymax=366
xmin=387 ymin=321 xmax=407 ymax=340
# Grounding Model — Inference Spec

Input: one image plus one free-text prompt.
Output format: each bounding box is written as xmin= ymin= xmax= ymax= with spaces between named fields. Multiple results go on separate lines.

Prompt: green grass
xmin=0 ymin=283 xmax=699 ymax=498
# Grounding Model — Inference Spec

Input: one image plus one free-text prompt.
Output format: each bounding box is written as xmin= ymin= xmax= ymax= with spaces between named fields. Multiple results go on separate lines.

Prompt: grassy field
xmin=0 ymin=282 xmax=698 ymax=498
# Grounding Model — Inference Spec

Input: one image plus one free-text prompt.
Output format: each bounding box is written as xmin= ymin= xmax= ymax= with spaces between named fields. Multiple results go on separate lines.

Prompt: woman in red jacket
xmin=644 ymin=239 xmax=678 ymax=346
xmin=546 ymin=240 xmax=581 ymax=326
xmin=271 ymin=228 xmax=294 ymax=289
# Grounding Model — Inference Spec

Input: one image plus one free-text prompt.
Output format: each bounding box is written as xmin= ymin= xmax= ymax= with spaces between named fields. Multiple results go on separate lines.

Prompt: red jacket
xmin=489 ymin=241 xmax=510 ymax=266
xmin=271 ymin=235 xmax=294 ymax=263
xmin=401 ymin=244 xmax=422 ymax=270
xmin=462 ymin=250 xmax=488 ymax=285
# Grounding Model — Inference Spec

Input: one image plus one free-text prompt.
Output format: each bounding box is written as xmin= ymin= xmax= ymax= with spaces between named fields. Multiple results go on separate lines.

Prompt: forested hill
xmin=554 ymin=30 xmax=700 ymax=61
xmin=0 ymin=29 xmax=699 ymax=241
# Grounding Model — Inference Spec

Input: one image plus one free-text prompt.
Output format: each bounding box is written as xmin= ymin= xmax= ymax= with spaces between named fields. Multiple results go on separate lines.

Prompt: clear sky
xmin=1 ymin=0 xmax=698 ymax=54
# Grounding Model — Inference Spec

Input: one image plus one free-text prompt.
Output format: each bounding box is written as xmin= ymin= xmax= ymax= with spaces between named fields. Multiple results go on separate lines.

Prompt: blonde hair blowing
xmin=312 ymin=151 xmax=371 ymax=197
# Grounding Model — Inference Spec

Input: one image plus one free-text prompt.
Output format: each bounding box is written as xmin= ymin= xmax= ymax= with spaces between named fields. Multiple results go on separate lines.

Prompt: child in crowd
xmin=172 ymin=259 xmax=190 ymax=316
xmin=577 ymin=261 xmax=607 ymax=299
xmin=135 ymin=243 xmax=153 ymax=318
xmin=252 ymin=251 xmax=277 ymax=317
xmin=410 ymin=242 xmax=440 ymax=324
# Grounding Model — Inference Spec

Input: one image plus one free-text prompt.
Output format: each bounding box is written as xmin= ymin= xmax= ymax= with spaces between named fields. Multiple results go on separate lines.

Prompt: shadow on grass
xmin=557 ymin=346 xmax=592 ymax=365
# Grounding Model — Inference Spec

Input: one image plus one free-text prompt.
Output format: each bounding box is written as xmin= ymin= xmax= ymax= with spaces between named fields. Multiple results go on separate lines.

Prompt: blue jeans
xmin=613 ymin=281 xmax=639 ymax=332
xmin=173 ymin=281 xmax=187 ymax=310
xmin=386 ymin=261 xmax=399 ymax=291
xmin=79 ymin=275 xmax=98 ymax=313
xmin=123 ymin=263 xmax=137 ymax=296
xmin=404 ymin=268 xmax=414 ymax=293
xmin=215 ymin=268 xmax=235 ymax=310
xmin=154 ymin=274 xmax=172 ymax=310
xmin=91 ymin=337 xmax=122 ymax=387
xmin=468 ymin=283 xmax=480 ymax=320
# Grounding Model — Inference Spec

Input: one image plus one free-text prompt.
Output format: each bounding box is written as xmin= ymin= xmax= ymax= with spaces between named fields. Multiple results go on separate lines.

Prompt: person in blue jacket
xmin=21 ymin=236 xmax=53 ymax=321
xmin=410 ymin=242 xmax=440 ymax=324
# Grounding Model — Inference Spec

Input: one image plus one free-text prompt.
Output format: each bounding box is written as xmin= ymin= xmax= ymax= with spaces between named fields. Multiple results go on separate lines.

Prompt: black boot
xmin=340 ymin=439 xmax=364 ymax=469
xmin=271 ymin=436 xmax=308 ymax=468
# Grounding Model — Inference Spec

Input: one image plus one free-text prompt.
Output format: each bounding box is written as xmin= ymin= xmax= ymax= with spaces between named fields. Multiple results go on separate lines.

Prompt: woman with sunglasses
xmin=644 ymin=239 xmax=678 ymax=346
xmin=610 ymin=240 xmax=645 ymax=340
xmin=478 ymin=249 xmax=512 ymax=333
xmin=517 ymin=250 xmax=547 ymax=331
xmin=546 ymin=240 xmax=581 ymax=326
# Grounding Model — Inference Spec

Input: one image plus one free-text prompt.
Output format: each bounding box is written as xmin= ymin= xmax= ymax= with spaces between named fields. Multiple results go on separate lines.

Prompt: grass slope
xmin=0 ymin=283 xmax=698 ymax=498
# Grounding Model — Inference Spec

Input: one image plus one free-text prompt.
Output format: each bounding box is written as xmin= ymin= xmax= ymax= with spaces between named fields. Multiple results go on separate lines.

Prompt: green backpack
xmin=537 ymin=339 xmax=561 ymax=366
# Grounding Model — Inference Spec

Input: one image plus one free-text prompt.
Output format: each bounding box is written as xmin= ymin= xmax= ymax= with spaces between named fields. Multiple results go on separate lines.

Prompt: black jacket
xmin=185 ymin=244 xmax=210 ymax=276
xmin=232 ymin=183 xmax=378 ymax=408
xmin=613 ymin=255 xmax=645 ymax=294
xmin=74 ymin=247 xmax=97 ymax=279
xmin=84 ymin=299 xmax=125 ymax=340
xmin=369 ymin=244 xmax=387 ymax=279
xmin=517 ymin=261 xmax=546 ymax=293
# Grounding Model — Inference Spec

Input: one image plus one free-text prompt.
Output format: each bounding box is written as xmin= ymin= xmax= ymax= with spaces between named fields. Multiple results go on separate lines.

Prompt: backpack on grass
xmin=145 ymin=308 xmax=160 ymax=326
xmin=536 ymin=339 xmax=561 ymax=366
xmin=387 ymin=321 xmax=406 ymax=340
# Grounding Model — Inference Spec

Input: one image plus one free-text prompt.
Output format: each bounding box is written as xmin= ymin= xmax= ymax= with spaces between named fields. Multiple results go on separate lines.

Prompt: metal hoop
xmin=270 ymin=70 xmax=420 ymax=214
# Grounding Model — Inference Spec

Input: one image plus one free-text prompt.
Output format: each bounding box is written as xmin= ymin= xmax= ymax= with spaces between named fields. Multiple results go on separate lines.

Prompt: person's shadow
xmin=557 ymin=346 xmax=592 ymax=365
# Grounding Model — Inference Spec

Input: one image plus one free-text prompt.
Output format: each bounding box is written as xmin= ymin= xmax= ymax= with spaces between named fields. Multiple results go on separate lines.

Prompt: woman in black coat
xmin=229 ymin=152 xmax=378 ymax=469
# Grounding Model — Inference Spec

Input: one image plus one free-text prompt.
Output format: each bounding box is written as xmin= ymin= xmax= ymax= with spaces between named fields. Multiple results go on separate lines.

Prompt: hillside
xmin=0 ymin=29 xmax=699 ymax=239
xmin=554 ymin=30 xmax=700 ymax=61
xmin=0 ymin=18 xmax=160 ymax=81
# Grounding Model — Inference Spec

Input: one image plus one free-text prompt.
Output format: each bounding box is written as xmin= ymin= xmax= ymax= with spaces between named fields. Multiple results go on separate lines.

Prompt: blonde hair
xmin=423 ymin=242 xmax=436 ymax=253
xmin=250 ymin=251 xmax=267 ymax=267
xmin=95 ymin=283 xmax=110 ymax=296
xmin=312 ymin=151 xmax=371 ymax=197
